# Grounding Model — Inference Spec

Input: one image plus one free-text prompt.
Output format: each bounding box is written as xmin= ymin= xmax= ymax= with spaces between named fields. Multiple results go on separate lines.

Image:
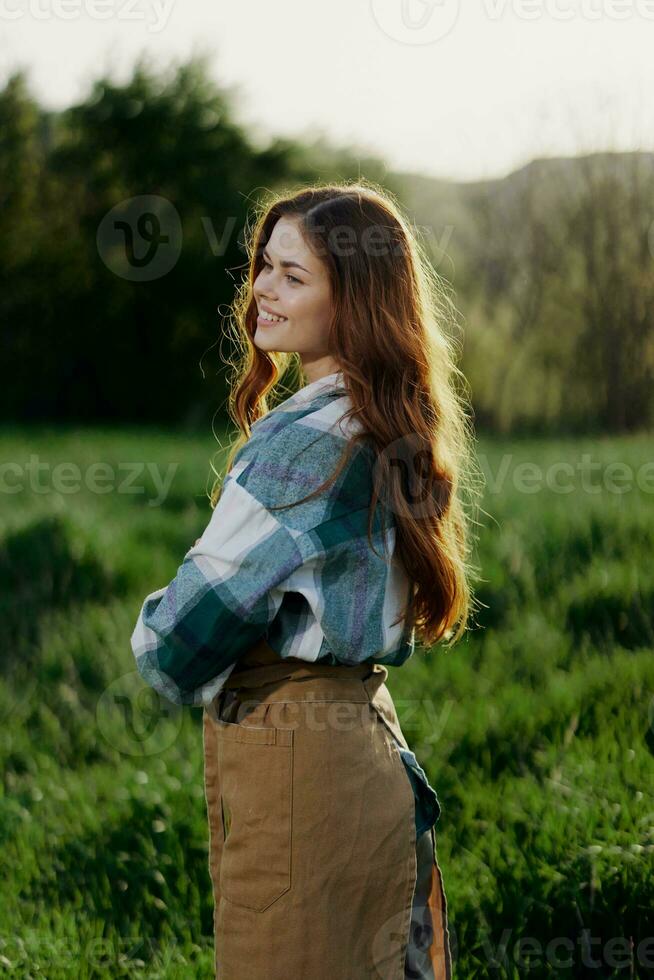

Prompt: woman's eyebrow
xmin=262 ymin=248 xmax=311 ymax=275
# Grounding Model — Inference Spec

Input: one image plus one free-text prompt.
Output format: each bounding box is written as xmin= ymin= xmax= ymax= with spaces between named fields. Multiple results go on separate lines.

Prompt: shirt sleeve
xmin=130 ymin=458 xmax=307 ymax=707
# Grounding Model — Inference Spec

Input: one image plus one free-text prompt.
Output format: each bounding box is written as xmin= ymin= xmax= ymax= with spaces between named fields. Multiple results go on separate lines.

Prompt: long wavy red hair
xmin=208 ymin=179 xmax=483 ymax=648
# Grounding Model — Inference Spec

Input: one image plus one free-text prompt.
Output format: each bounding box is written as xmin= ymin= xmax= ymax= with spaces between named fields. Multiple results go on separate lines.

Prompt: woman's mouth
xmin=257 ymin=311 xmax=288 ymax=326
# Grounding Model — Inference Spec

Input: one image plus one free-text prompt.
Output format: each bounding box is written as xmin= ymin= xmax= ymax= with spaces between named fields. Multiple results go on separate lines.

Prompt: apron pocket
xmin=213 ymin=713 xmax=294 ymax=912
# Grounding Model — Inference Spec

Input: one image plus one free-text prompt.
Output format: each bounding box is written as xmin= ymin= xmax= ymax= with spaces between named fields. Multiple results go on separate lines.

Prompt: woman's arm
xmin=130 ymin=471 xmax=305 ymax=707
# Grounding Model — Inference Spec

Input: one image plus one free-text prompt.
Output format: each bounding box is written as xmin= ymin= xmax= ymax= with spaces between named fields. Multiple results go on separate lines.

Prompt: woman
xmin=131 ymin=181 xmax=481 ymax=978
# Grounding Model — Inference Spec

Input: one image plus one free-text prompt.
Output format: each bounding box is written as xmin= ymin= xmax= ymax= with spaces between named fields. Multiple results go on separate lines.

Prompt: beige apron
xmin=202 ymin=637 xmax=452 ymax=979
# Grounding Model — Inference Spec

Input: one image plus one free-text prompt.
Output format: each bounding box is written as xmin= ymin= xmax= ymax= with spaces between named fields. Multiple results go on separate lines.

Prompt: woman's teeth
xmin=259 ymin=310 xmax=287 ymax=323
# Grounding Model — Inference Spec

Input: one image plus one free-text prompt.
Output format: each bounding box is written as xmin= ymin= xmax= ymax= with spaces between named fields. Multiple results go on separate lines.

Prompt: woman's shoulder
xmin=242 ymin=388 xmax=366 ymax=468
xmin=230 ymin=393 xmax=374 ymax=533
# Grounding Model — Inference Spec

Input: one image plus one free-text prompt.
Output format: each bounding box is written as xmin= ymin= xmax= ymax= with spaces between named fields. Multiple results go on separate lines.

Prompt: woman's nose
xmin=256 ymin=278 xmax=277 ymax=299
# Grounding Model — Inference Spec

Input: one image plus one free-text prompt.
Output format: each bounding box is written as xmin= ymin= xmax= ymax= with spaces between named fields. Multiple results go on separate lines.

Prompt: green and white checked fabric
xmin=130 ymin=369 xmax=440 ymax=831
xmin=131 ymin=370 xmax=416 ymax=708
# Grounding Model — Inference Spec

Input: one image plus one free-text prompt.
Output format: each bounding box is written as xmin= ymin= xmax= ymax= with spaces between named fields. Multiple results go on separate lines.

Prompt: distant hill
xmin=389 ymin=150 xmax=654 ymax=276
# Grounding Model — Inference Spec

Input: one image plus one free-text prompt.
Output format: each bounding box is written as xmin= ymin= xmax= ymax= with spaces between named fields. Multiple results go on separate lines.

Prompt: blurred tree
xmin=2 ymin=56 xmax=652 ymax=434
xmin=563 ymin=152 xmax=654 ymax=432
xmin=0 ymin=56 xmax=386 ymax=427
xmin=0 ymin=71 xmax=55 ymax=421
xmin=451 ymin=153 xmax=654 ymax=434
xmin=41 ymin=53 xmax=281 ymax=425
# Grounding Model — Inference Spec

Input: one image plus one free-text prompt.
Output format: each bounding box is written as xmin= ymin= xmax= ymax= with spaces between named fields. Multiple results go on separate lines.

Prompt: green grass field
xmin=1 ymin=426 xmax=653 ymax=978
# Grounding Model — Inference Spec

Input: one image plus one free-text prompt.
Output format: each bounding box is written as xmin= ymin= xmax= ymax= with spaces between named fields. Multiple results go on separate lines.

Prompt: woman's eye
xmin=262 ymin=260 xmax=300 ymax=285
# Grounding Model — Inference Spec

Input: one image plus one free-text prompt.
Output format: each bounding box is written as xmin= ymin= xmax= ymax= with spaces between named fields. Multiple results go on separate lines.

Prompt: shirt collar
xmin=251 ymin=370 xmax=346 ymax=433
xmin=282 ymin=370 xmax=346 ymax=409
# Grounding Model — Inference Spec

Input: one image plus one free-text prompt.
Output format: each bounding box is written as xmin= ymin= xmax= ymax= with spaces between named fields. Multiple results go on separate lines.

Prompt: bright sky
xmin=1 ymin=0 xmax=652 ymax=181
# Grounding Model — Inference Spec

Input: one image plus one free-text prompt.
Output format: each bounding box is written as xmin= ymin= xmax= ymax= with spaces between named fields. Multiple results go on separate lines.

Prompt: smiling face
xmin=252 ymin=216 xmax=341 ymax=382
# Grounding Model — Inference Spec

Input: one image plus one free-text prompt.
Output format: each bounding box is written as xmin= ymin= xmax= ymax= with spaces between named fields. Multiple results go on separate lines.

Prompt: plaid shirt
xmin=130 ymin=369 xmax=440 ymax=833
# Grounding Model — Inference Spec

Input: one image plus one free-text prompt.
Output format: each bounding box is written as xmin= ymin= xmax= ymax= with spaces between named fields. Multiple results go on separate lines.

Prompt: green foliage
xmin=397 ymin=154 xmax=654 ymax=435
xmin=0 ymin=58 xmax=385 ymax=432
xmin=3 ymin=58 xmax=654 ymax=437
xmin=1 ymin=427 xmax=652 ymax=976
